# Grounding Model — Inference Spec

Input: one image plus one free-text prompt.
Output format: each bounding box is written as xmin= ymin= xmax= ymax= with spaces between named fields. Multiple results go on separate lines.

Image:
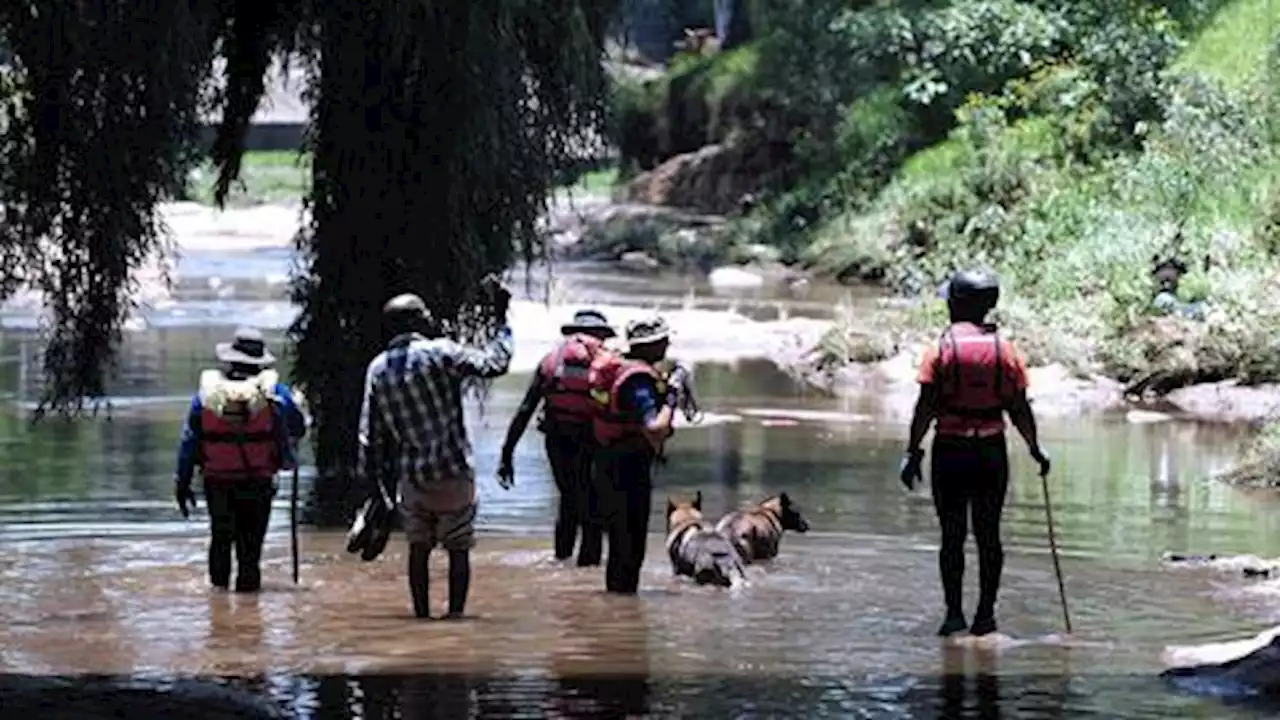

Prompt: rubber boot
xmin=970 ymin=603 xmax=998 ymax=636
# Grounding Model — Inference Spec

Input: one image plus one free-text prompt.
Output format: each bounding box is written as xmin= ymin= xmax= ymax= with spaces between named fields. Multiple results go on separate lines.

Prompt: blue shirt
xmin=617 ymin=374 xmax=663 ymax=426
xmin=176 ymin=381 xmax=307 ymax=485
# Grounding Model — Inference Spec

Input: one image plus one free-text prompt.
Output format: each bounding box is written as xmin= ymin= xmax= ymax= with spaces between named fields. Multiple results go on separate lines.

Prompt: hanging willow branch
xmin=1 ymin=0 xmax=617 ymax=526
xmin=0 ymin=0 xmax=219 ymax=416
xmin=289 ymin=0 xmax=618 ymax=524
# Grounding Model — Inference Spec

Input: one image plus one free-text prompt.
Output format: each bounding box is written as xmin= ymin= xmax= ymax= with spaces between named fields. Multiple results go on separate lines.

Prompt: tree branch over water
xmin=0 ymin=0 xmax=616 ymax=523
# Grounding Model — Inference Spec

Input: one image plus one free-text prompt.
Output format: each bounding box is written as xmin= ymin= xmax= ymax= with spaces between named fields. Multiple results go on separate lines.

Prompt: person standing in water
xmin=498 ymin=309 xmax=617 ymax=565
xmin=175 ymin=327 xmax=307 ymax=593
xmin=899 ymin=270 xmax=1051 ymax=636
xmin=357 ymin=283 xmax=513 ymax=619
xmin=589 ymin=317 xmax=686 ymax=594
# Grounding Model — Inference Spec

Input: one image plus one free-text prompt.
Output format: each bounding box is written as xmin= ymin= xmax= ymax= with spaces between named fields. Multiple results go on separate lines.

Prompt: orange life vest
xmin=934 ymin=323 xmax=1008 ymax=437
xmin=197 ymin=369 xmax=282 ymax=481
xmin=539 ymin=334 xmax=609 ymax=427
xmin=588 ymin=353 xmax=667 ymax=448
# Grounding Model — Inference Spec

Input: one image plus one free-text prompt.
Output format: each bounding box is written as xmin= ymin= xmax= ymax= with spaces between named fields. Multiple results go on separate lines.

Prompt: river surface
xmin=0 ymin=243 xmax=1277 ymax=718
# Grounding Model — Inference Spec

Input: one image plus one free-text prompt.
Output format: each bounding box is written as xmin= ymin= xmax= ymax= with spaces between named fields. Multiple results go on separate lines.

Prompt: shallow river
xmin=0 ymin=246 xmax=1276 ymax=718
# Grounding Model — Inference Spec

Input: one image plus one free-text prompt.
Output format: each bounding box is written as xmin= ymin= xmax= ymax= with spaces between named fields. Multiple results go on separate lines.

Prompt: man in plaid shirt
xmin=358 ymin=281 xmax=514 ymax=619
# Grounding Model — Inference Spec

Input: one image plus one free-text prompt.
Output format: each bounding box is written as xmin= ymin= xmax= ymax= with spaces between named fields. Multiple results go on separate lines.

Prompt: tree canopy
xmin=0 ymin=0 xmax=617 ymax=523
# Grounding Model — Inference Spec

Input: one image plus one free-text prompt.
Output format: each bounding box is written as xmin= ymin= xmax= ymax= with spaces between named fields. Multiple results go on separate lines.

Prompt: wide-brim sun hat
xmin=215 ymin=327 xmax=276 ymax=366
xmin=561 ymin=309 xmax=616 ymax=338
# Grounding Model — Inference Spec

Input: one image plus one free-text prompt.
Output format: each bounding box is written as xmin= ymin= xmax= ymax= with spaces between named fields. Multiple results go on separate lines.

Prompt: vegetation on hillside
xmin=611 ymin=0 xmax=1280 ymax=391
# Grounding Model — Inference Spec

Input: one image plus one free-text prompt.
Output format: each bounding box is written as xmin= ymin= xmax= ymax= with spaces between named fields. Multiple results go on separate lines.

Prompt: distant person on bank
xmin=499 ymin=309 xmax=617 ymax=565
xmin=900 ymin=270 xmax=1051 ymax=637
xmin=357 ymin=283 xmax=514 ymax=619
xmin=175 ymin=327 xmax=307 ymax=593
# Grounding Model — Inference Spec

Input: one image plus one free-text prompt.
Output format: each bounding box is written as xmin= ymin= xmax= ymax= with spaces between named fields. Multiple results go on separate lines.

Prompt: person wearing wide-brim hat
xmin=589 ymin=315 xmax=688 ymax=594
xmin=174 ymin=327 xmax=307 ymax=593
xmin=499 ymin=309 xmax=618 ymax=566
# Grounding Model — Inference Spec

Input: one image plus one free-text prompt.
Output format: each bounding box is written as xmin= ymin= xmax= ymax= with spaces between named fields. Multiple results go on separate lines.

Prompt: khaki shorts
xmin=399 ymin=478 xmax=478 ymax=551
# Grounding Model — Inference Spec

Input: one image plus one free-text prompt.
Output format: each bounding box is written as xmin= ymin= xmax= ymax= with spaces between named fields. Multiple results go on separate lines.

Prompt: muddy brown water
xmin=0 ymin=257 xmax=1276 ymax=717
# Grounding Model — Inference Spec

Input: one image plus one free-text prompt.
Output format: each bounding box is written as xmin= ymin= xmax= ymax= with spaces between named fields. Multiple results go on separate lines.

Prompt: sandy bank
xmin=790 ymin=348 xmax=1280 ymax=426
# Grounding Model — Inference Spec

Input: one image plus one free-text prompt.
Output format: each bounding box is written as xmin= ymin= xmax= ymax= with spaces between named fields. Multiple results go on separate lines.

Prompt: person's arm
xmin=176 ymin=395 xmax=203 ymax=487
xmin=904 ymin=345 xmax=940 ymax=453
xmin=905 ymin=384 xmax=938 ymax=453
xmin=450 ymin=325 xmax=514 ymax=379
xmin=1001 ymin=342 xmax=1043 ymax=456
xmin=356 ymin=361 xmax=385 ymax=494
xmin=629 ymin=376 xmax=676 ymax=448
xmin=501 ymin=369 xmax=545 ymax=461
xmin=274 ymin=383 xmax=308 ymax=441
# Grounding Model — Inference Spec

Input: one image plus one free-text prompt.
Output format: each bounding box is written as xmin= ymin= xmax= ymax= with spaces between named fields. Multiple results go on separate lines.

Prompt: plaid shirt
xmin=357 ymin=327 xmax=513 ymax=494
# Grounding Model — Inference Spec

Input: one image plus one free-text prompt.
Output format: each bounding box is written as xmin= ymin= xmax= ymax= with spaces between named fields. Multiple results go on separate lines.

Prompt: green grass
xmin=1174 ymin=0 xmax=1280 ymax=87
xmin=187 ymin=151 xmax=618 ymax=206
xmin=186 ymin=150 xmax=311 ymax=206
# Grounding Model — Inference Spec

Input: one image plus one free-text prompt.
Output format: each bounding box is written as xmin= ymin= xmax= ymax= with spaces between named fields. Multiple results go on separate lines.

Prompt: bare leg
xmin=409 ymin=543 xmax=431 ymax=619
xmin=445 ymin=549 xmax=470 ymax=619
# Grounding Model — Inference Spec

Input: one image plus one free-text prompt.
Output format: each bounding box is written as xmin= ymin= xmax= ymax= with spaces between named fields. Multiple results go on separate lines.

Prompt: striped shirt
xmin=357 ymin=328 xmax=513 ymax=493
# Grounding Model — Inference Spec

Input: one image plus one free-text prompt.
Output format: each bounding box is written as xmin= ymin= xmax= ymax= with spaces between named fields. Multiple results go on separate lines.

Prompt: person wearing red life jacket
xmin=900 ymin=270 xmax=1051 ymax=637
xmin=174 ymin=327 xmax=307 ymax=593
xmin=498 ymin=309 xmax=618 ymax=565
xmin=588 ymin=317 xmax=688 ymax=594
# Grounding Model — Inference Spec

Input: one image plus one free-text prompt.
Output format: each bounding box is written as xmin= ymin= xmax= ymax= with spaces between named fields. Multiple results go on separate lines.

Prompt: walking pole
xmin=290 ymin=463 xmax=300 ymax=585
xmin=1040 ymin=470 xmax=1072 ymax=634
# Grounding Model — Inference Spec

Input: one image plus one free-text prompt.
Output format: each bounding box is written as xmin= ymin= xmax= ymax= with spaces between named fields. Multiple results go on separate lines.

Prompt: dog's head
xmin=666 ymin=491 xmax=703 ymax=531
xmin=762 ymin=492 xmax=810 ymax=533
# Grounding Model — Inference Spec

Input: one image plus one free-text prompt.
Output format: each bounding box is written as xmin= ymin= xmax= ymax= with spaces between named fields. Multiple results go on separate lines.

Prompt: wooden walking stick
xmin=1041 ymin=469 xmax=1072 ymax=634
xmin=290 ymin=464 xmax=300 ymax=585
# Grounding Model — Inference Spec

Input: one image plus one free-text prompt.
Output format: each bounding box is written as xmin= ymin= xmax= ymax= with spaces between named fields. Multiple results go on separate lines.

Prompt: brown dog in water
xmin=714 ymin=493 xmax=810 ymax=564
xmin=665 ymin=492 xmax=746 ymax=588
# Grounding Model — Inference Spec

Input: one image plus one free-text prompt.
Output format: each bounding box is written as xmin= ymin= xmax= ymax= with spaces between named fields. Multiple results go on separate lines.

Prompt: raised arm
xmin=449 ymin=325 xmax=514 ymax=379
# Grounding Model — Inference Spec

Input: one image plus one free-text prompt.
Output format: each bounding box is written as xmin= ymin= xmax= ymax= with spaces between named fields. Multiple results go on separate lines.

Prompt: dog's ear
xmin=779 ymin=492 xmax=791 ymax=506
xmin=693 ymin=491 xmax=702 ymax=510
xmin=666 ymin=498 xmax=676 ymax=516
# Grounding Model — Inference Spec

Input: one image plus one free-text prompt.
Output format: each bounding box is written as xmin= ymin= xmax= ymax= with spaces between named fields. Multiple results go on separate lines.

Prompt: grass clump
xmin=1220 ymin=421 xmax=1280 ymax=487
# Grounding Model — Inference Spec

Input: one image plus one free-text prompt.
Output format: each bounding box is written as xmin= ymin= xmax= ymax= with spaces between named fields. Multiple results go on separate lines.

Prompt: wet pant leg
xmin=545 ymin=433 xmax=581 ymax=560
xmin=574 ymin=438 xmax=604 ymax=567
xmin=969 ymin=437 xmax=1009 ymax=618
xmin=600 ymin=448 xmax=654 ymax=594
xmin=930 ymin=439 xmax=970 ymax=617
xmin=232 ymin=480 xmax=276 ymax=592
xmin=204 ymin=484 xmax=235 ymax=589
xmin=931 ymin=435 xmax=1009 ymax=618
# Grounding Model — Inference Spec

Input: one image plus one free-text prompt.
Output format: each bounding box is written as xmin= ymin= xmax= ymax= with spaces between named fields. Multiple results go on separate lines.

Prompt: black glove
xmin=1031 ymin=446 xmax=1051 ymax=477
xmin=899 ymin=449 xmax=924 ymax=491
xmin=175 ymin=482 xmax=197 ymax=519
xmin=666 ymin=364 xmax=689 ymax=406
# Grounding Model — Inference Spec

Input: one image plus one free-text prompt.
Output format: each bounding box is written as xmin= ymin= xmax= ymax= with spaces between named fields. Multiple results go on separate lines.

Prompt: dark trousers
xmin=594 ymin=446 xmax=654 ymax=594
xmin=931 ymin=434 xmax=1010 ymax=619
xmin=204 ymin=479 xmax=276 ymax=592
xmin=544 ymin=430 xmax=603 ymax=565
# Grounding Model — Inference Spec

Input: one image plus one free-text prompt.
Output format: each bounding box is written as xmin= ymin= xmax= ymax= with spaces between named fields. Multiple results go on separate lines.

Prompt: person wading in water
xmin=357 ymin=283 xmax=513 ymax=619
xmin=175 ymin=327 xmax=307 ymax=593
xmin=900 ymin=270 xmax=1051 ymax=636
xmin=498 ymin=309 xmax=617 ymax=565
xmin=588 ymin=317 xmax=687 ymax=594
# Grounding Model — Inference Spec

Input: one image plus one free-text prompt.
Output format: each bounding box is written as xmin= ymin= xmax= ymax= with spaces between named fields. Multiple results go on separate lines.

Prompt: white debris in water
xmin=1163 ymin=625 xmax=1280 ymax=669
xmin=1126 ymin=409 xmax=1173 ymax=424
xmin=737 ymin=408 xmax=873 ymax=424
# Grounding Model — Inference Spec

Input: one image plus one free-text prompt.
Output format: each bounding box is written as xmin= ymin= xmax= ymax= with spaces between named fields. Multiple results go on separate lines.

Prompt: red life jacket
xmin=588 ymin=353 xmax=667 ymax=447
xmin=197 ymin=369 xmax=281 ymax=481
xmin=539 ymin=334 xmax=609 ymax=427
xmin=934 ymin=322 xmax=1008 ymax=436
